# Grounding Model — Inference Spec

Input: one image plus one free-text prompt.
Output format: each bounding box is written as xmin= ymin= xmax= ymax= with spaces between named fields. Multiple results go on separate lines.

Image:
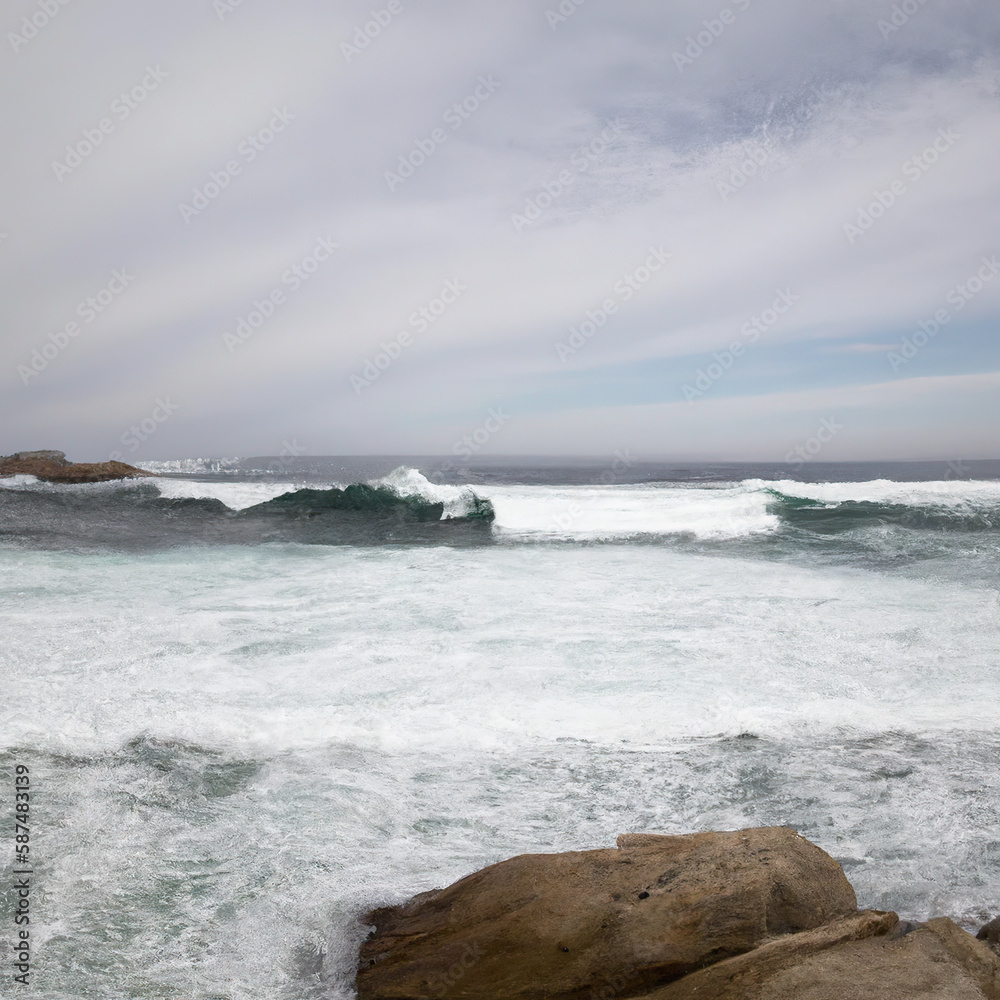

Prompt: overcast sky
xmin=2 ymin=0 xmax=998 ymax=462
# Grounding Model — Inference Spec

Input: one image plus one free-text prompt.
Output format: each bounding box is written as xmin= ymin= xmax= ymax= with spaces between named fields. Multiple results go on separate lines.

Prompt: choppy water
xmin=2 ymin=458 xmax=999 ymax=999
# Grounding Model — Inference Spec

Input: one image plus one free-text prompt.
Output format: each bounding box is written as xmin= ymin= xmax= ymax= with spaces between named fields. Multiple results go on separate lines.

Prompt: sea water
xmin=2 ymin=458 xmax=999 ymax=999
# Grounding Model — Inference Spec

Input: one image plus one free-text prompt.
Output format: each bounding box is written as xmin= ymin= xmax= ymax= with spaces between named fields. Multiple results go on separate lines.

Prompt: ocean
xmin=2 ymin=457 xmax=999 ymax=999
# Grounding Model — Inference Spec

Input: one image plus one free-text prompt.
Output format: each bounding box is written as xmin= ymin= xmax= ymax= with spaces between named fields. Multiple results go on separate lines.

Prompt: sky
xmin=1 ymin=0 xmax=999 ymax=463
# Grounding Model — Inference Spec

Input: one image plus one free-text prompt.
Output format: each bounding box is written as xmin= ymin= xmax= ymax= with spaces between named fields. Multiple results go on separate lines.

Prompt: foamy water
xmin=752 ymin=477 xmax=1000 ymax=507
xmin=2 ymin=462 xmax=999 ymax=999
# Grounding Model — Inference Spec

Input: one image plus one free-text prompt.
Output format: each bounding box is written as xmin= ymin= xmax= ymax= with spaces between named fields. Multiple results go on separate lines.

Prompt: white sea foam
xmin=750 ymin=478 xmax=1000 ymax=507
xmin=0 ymin=473 xmax=42 ymax=488
xmin=4 ymin=543 xmax=997 ymax=756
xmin=0 ymin=473 xmax=147 ymax=493
xmin=152 ymin=476 xmax=303 ymax=510
xmin=372 ymin=466 xmax=490 ymax=519
xmin=4 ymin=526 xmax=1000 ymax=997
xmin=488 ymin=482 xmax=780 ymax=540
xmin=138 ymin=456 xmax=242 ymax=474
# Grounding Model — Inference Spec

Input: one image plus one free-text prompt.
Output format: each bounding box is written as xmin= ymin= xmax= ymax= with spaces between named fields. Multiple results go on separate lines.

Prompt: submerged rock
xmin=356 ymin=827 xmax=1000 ymax=1000
xmin=357 ymin=827 xmax=858 ymax=1000
xmin=0 ymin=450 xmax=155 ymax=483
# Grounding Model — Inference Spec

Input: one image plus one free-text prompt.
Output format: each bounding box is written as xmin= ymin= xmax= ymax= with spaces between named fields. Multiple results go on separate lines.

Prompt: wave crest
xmin=241 ymin=468 xmax=494 ymax=523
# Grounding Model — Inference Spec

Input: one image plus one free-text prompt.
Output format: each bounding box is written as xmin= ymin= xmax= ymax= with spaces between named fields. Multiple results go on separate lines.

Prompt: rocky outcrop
xmin=357 ymin=827 xmax=858 ymax=1000
xmin=0 ymin=450 xmax=155 ymax=483
xmin=652 ymin=912 xmax=1000 ymax=999
xmin=356 ymin=827 xmax=1000 ymax=1000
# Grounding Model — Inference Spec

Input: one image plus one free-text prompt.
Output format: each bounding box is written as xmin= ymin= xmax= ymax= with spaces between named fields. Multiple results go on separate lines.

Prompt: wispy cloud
xmin=1 ymin=0 xmax=998 ymax=460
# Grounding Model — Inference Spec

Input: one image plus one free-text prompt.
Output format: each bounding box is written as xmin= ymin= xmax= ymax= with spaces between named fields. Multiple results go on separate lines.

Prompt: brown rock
xmin=651 ymin=911 xmax=1000 ymax=1000
xmin=0 ymin=451 xmax=155 ymax=483
xmin=357 ymin=827 xmax=858 ymax=1000
xmin=980 ymin=916 xmax=1000 ymax=957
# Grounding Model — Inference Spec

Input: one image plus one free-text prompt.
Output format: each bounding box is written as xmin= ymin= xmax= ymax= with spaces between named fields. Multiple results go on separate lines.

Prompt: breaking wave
xmin=1 ymin=468 xmax=997 ymax=557
xmin=0 ymin=468 xmax=494 ymax=550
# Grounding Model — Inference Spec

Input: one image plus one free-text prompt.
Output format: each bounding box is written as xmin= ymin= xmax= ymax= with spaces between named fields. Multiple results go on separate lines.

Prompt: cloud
xmin=1 ymin=0 xmax=998 ymax=460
